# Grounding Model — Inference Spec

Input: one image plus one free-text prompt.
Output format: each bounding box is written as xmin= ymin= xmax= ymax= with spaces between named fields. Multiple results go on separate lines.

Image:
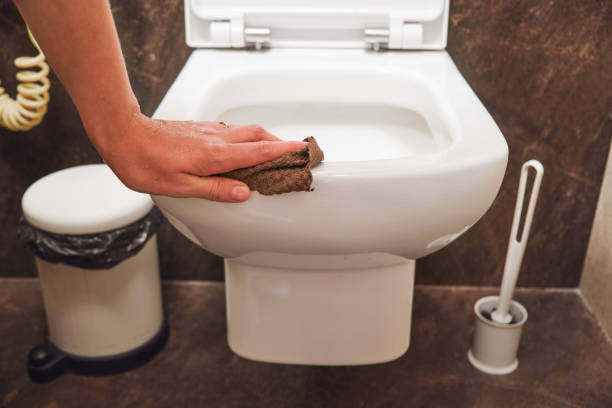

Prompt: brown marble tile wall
xmin=421 ymin=0 xmax=612 ymax=286
xmin=1 ymin=0 xmax=611 ymax=286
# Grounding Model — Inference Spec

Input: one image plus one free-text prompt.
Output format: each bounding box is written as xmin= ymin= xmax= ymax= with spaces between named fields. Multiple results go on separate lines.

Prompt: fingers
xmin=178 ymin=175 xmax=251 ymax=202
xmin=220 ymin=124 xmax=282 ymax=143
xmin=193 ymin=122 xmax=281 ymax=143
xmin=202 ymin=140 xmax=307 ymax=175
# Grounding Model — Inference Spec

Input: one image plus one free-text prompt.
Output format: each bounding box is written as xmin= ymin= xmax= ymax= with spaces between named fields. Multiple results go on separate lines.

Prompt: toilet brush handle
xmin=494 ymin=160 xmax=544 ymax=323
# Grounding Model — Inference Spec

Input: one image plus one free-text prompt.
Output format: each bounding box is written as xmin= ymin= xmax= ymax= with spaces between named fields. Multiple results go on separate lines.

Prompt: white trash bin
xmin=20 ymin=164 xmax=166 ymax=381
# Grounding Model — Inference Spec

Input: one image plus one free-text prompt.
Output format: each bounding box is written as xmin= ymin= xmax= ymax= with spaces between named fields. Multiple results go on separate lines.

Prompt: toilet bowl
xmin=152 ymin=0 xmax=508 ymax=365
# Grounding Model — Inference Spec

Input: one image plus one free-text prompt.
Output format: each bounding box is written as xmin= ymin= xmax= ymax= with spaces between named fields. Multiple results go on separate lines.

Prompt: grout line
xmin=0 ymin=277 xmax=581 ymax=293
xmin=576 ymin=288 xmax=612 ymax=347
xmin=161 ymin=279 xmax=223 ymax=287
xmin=0 ymin=278 xmax=224 ymax=286
xmin=413 ymin=284 xmax=579 ymax=293
xmin=0 ymin=277 xmax=39 ymax=283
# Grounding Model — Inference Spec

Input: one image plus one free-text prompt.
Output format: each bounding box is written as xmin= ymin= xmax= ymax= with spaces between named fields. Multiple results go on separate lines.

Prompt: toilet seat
xmin=185 ymin=0 xmax=449 ymax=50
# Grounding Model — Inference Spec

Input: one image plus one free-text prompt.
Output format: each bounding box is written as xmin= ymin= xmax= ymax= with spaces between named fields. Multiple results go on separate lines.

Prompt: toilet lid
xmin=22 ymin=164 xmax=154 ymax=235
xmin=186 ymin=0 xmax=448 ymax=50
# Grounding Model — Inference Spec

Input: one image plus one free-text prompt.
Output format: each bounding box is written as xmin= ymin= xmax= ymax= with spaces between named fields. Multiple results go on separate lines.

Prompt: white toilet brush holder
xmin=468 ymin=296 xmax=528 ymax=374
xmin=468 ymin=160 xmax=543 ymax=375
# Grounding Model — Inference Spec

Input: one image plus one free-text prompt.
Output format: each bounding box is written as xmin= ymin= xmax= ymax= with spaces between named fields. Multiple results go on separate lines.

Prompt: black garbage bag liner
xmin=18 ymin=206 xmax=164 ymax=270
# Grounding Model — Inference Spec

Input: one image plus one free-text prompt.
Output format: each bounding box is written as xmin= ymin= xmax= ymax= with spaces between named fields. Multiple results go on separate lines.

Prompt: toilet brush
xmin=468 ymin=160 xmax=544 ymax=374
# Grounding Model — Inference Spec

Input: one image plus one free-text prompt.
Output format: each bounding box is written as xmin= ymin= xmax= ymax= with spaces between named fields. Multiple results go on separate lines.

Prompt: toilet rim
xmin=154 ymin=48 xmax=508 ymax=179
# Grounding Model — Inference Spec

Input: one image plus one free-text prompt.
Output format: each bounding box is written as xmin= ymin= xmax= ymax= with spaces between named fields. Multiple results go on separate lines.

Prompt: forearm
xmin=13 ymin=0 xmax=138 ymax=153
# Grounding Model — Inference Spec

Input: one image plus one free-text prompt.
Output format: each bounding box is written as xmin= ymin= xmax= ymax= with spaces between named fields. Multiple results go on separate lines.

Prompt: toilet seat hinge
xmin=365 ymin=20 xmax=424 ymax=51
xmin=364 ymin=28 xmax=390 ymax=51
xmin=244 ymin=26 xmax=271 ymax=50
xmin=208 ymin=18 xmax=270 ymax=50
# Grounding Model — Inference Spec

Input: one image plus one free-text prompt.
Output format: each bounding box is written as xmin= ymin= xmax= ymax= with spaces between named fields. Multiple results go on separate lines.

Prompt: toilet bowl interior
xmin=197 ymin=67 xmax=459 ymax=163
xmin=219 ymin=103 xmax=437 ymax=162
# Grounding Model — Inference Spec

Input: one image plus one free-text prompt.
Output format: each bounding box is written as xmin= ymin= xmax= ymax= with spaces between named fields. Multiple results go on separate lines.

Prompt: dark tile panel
xmin=1 ymin=281 xmax=611 ymax=407
xmin=1 ymin=0 xmax=611 ymax=286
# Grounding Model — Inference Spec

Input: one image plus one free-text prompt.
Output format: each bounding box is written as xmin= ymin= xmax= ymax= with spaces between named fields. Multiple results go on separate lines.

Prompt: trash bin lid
xmin=22 ymin=164 xmax=154 ymax=234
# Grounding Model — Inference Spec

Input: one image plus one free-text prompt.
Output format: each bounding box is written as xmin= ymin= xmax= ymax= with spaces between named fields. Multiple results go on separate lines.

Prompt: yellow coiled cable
xmin=0 ymin=28 xmax=50 ymax=131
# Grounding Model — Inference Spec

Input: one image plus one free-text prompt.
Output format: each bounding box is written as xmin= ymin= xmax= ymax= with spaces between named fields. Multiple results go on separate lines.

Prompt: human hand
xmin=94 ymin=112 xmax=306 ymax=202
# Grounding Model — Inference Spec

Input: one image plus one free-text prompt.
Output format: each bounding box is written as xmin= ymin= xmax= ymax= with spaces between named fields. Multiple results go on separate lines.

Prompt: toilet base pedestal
xmin=225 ymin=254 xmax=415 ymax=365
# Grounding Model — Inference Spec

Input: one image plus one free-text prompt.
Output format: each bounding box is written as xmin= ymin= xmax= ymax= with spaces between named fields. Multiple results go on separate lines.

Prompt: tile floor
xmin=1 ymin=280 xmax=611 ymax=407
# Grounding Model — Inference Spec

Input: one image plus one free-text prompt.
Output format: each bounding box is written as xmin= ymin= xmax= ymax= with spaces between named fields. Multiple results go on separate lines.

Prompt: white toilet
xmin=152 ymin=0 xmax=508 ymax=365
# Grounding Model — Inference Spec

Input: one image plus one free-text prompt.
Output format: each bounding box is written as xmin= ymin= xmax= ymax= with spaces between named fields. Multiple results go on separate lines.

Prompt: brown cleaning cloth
xmin=220 ymin=136 xmax=324 ymax=195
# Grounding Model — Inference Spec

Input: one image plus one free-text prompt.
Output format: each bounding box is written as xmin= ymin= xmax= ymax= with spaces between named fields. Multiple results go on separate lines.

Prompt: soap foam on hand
xmin=220 ymin=136 xmax=324 ymax=195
